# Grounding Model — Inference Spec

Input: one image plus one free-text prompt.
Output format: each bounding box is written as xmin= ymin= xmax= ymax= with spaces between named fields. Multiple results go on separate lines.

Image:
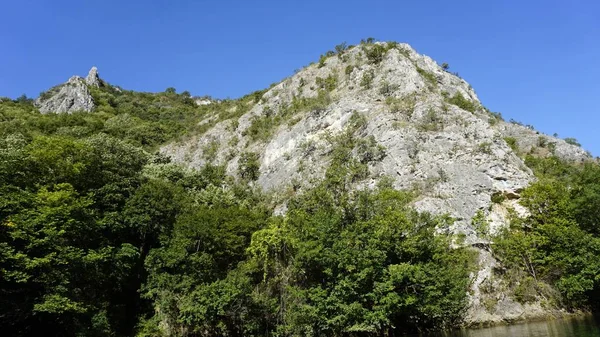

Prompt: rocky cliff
xmin=160 ymin=42 xmax=590 ymax=325
xmin=35 ymin=67 xmax=101 ymax=114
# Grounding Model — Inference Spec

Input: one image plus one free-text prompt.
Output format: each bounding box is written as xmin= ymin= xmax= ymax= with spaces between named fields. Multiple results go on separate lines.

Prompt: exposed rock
xmin=159 ymin=42 xmax=591 ymax=324
xmin=85 ymin=66 xmax=102 ymax=88
xmin=35 ymin=75 xmax=95 ymax=114
xmin=498 ymin=122 xmax=589 ymax=160
xmin=195 ymin=98 xmax=213 ymax=106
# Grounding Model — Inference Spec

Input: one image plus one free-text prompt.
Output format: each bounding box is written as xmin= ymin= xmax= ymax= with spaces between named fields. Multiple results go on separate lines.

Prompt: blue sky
xmin=1 ymin=0 xmax=598 ymax=154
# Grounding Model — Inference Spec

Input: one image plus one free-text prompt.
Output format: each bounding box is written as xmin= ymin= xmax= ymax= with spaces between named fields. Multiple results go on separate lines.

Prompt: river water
xmin=423 ymin=316 xmax=600 ymax=337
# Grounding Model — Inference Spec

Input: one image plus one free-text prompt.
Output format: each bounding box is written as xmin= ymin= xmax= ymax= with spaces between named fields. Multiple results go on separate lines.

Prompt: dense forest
xmin=1 ymin=81 xmax=600 ymax=337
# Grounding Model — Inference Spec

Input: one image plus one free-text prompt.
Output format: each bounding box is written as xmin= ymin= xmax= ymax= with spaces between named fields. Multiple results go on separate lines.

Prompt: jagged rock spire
xmin=85 ymin=66 xmax=102 ymax=88
xmin=35 ymin=67 xmax=99 ymax=114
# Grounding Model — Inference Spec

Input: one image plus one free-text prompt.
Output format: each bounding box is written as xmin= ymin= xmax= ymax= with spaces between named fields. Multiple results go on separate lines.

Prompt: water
xmin=426 ymin=316 xmax=600 ymax=337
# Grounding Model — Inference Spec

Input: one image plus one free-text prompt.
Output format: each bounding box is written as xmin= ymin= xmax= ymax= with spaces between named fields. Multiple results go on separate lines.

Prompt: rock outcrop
xmin=35 ymin=67 xmax=100 ymax=114
xmin=85 ymin=66 xmax=102 ymax=88
xmin=160 ymin=42 xmax=590 ymax=325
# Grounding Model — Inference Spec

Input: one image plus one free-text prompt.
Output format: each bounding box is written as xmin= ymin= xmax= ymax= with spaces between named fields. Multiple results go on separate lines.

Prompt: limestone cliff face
xmin=35 ymin=67 xmax=101 ymax=114
xmin=161 ymin=42 xmax=589 ymax=325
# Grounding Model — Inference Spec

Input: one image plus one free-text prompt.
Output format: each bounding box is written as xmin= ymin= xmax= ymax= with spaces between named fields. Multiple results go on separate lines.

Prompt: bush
xmin=564 ymin=137 xmax=581 ymax=147
xmin=385 ymin=95 xmax=416 ymax=115
xmin=491 ymin=192 xmax=506 ymax=204
xmin=315 ymin=73 xmax=338 ymax=91
xmin=318 ymin=54 xmax=327 ymax=68
xmin=345 ymin=65 xmax=355 ymax=75
xmin=417 ymin=108 xmax=443 ymax=132
xmin=478 ymin=141 xmax=493 ymax=154
xmin=378 ymin=81 xmax=399 ymax=97
xmin=360 ymin=70 xmax=375 ymax=89
xmin=447 ymin=92 xmax=477 ymax=113
xmin=238 ymin=152 xmax=260 ymax=181
xmin=417 ymin=66 xmax=438 ymax=88
xmin=504 ymin=137 xmax=518 ymax=152
xmin=334 ymin=42 xmax=348 ymax=55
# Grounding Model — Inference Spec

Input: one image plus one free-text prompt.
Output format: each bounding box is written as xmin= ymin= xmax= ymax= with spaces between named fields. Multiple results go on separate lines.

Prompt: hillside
xmin=1 ymin=41 xmax=599 ymax=336
xmin=159 ymin=41 xmax=593 ymax=324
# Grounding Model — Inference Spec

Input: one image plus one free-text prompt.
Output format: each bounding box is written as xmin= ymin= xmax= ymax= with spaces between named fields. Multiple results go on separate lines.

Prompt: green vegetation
xmin=418 ymin=108 xmax=443 ymax=132
xmin=360 ymin=70 xmax=375 ymax=89
xmin=478 ymin=141 xmax=493 ymax=155
xmin=345 ymin=64 xmax=355 ymax=75
xmin=315 ymin=72 xmax=338 ymax=91
xmin=504 ymin=137 xmax=519 ymax=152
xmin=318 ymin=54 xmax=327 ymax=68
xmin=360 ymin=41 xmax=398 ymax=65
xmin=494 ymin=156 xmax=600 ymax=310
xmin=238 ymin=151 xmax=260 ymax=181
xmin=378 ymin=81 xmax=400 ymax=97
xmin=416 ymin=66 xmax=438 ymax=89
xmin=446 ymin=92 xmax=477 ymax=113
xmin=385 ymin=94 xmax=416 ymax=115
xmin=491 ymin=192 xmax=507 ymax=204
xmin=565 ymin=137 xmax=582 ymax=147
xmin=244 ymin=89 xmax=333 ymax=143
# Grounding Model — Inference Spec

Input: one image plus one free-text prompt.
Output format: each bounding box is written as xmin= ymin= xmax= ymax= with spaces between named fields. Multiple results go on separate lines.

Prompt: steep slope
xmin=162 ymin=41 xmax=587 ymax=228
xmin=161 ymin=41 xmax=590 ymax=324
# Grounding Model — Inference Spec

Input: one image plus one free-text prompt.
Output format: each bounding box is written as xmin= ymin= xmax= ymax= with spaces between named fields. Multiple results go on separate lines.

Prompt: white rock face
xmin=194 ymin=98 xmax=213 ymax=106
xmin=85 ymin=66 xmax=102 ymax=88
xmin=161 ymin=42 xmax=589 ymax=324
xmin=35 ymin=75 xmax=95 ymax=114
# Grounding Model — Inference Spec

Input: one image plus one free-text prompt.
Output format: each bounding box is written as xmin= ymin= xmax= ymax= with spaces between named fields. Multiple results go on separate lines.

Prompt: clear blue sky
xmin=1 ymin=0 xmax=598 ymax=154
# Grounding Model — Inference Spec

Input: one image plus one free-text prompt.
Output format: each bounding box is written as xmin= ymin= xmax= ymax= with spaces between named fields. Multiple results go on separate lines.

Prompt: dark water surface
xmin=423 ymin=316 xmax=600 ymax=337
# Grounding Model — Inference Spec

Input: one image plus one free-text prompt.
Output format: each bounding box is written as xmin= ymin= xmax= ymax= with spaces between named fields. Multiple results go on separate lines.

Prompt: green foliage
xmin=244 ymin=90 xmax=333 ymax=143
xmin=446 ymin=92 xmax=477 ymax=113
xmin=361 ymin=42 xmax=398 ymax=65
xmin=315 ymin=72 xmax=338 ymax=91
xmin=244 ymin=112 xmax=279 ymax=142
xmin=334 ymin=42 xmax=348 ymax=55
xmin=318 ymin=54 xmax=327 ymax=68
xmin=0 ymin=132 xmax=163 ymax=336
xmin=494 ymin=157 xmax=600 ymax=309
xmin=418 ymin=108 xmax=443 ymax=132
xmin=478 ymin=141 xmax=493 ymax=155
xmin=491 ymin=192 xmax=507 ymax=204
xmin=564 ymin=137 xmax=581 ymax=147
xmin=385 ymin=94 xmax=416 ymax=115
xmin=416 ymin=66 xmax=438 ymax=89
xmin=360 ymin=70 xmax=375 ymax=89
xmin=504 ymin=136 xmax=519 ymax=152
xmin=378 ymin=81 xmax=399 ymax=97
xmin=345 ymin=64 xmax=355 ymax=75
xmin=238 ymin=152 xmax=260 ymax=181
xmin=0 ymin=83 xmax=237 ymax=150
xmin=365 ymin=44 xmax=387 ymax=64
xmin=472 ymin=210 xmax=489 ymax=237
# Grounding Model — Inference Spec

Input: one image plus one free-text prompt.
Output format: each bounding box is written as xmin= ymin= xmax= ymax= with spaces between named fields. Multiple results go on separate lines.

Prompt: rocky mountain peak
xmin=35 ymin=68 xmax=98 ymax=114
xmin=85 ymin=66 xmax=102 ymax=87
